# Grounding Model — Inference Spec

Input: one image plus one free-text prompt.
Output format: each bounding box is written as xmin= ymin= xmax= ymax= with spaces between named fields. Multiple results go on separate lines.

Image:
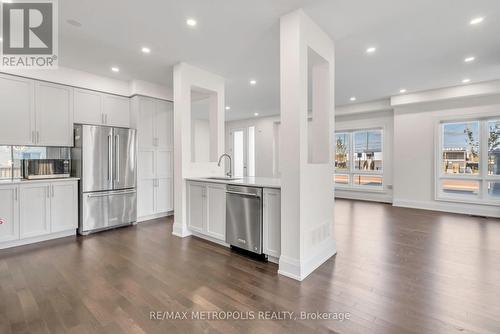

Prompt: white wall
xmin=335 ymin=109 xmax=394 ymax=203
xmin=192 ymin=119 xmax=210 ymax=163
xmin=393 ymin=95 xmax=500 ymax=218
xmin=225 ymin=115 xmax=279 ymax=177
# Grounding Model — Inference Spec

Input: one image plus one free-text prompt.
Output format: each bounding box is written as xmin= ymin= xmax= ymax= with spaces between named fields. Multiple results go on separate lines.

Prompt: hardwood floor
xmin=1 ymin=199 xmax=500 ymax=334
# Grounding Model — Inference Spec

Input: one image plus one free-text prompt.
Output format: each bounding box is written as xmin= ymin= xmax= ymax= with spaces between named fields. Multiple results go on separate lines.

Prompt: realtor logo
xmin=1 ymin=0 xmax=58 ymax=68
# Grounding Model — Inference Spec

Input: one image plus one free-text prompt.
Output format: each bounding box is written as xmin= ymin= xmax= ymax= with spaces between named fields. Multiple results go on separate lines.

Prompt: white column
xmin=278 ymin=9 xmax=336 ymax=281
xmin=172 ymin=63 xmax=225 ymax=238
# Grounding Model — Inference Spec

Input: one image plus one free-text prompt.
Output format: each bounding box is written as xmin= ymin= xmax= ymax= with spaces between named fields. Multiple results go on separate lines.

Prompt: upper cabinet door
xmin=74 ymin=89 xmax=103 ymax=125
xmin=155 ymin=100 xmax=173 ymax=149
xmin=103 ymin=94 xmax=130 ymax=128
xmin=137 ymin=97 xmax=156 ymax=149
xmin=0 ymin=74 xmax=35 ymax=145
xmin=35 ymin=82 xmax=74 ymax=147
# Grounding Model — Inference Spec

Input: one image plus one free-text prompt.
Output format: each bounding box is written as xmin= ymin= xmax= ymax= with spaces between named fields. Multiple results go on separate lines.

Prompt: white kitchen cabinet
xmin=0 ymin=185 xmax=20 ymax=243
xmin=74 ymin=88 xmax=103 ymax=125
xmin=50 ymin=181 xmax=78 ymax=233
xmin=35 ymin=82 xmax=74 ymax=147
xmin=0 ymin=74 xmax=35 ymax=145
xmin=102 ymin=94 xmax=130 ymax=128
xmin=206 ymin=183 xmax=226 ymax=241
xmin=188 ymin=182 xmax=206 ymax=233
xmin=263 ymin=188 xmax=281 ymax=258
xmin=187 ymin=181 xmax=226 ymax=242
xmin=19 ymin=183 xmax=51 ymax=239
xmin=133 ymin=96 xmax=174 ymax=221
xmin=137 ymin=179 xmax=155 ymax=217
xmin=1 ymin=180 xmax=78 ymax=249
xmin=74 ymin=88 xmax=130 ymax=127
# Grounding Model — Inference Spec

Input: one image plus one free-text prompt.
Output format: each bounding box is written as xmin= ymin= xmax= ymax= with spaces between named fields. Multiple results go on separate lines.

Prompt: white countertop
xmin=0 ymin=177 xmax=80 ymax=185
xmin=186 ymin=177 xmax=281 ymax=189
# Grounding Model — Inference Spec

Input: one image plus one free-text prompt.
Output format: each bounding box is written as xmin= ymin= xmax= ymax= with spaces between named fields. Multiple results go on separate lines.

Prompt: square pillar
xmin=278 ymin=10 xmax=336 ymax=281
xmin=172 ymin=63 xmax=225 ymax=237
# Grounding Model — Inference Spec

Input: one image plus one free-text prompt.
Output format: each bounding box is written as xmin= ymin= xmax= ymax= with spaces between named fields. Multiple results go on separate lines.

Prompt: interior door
xmin=231 ymin=128 xmax=248 ymax=177
xmin=81 ymin=125 xmax=113 ymax=192
xmin=113 ymin=128 xmax=136 ymax=190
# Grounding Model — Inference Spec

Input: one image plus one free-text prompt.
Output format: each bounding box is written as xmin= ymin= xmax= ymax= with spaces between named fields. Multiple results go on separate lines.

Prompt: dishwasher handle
xmin=226 ymin=190 xmax=261 ymax=198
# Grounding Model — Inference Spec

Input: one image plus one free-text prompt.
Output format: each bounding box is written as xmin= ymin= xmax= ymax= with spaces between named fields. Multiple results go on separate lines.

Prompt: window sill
xmin=435 ymin=196 xmax=500 ymax=207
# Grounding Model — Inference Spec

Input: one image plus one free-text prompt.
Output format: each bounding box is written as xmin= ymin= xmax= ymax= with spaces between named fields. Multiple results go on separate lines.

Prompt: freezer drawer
xmin=80 ymin=189 xmax=137 ymax=234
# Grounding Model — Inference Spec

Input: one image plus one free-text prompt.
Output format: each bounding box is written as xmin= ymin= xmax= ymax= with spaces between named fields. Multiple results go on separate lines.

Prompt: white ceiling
xmin=59 ymin=0 xmax=500 ymax=120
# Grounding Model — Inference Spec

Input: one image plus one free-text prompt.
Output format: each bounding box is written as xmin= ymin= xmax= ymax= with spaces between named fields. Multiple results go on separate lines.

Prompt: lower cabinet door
xmin=206 ymin=184 xmax=226 ymax=241
xmin=20 ymin=183 xmax=50 ymax=239
xmin=0 ymin=185 xmax=20 ymax=243
xmin=187 ymin=182 xmax=205 ymax=233
xmin=263 ymin=188 xmax=281 ymax=258
xmin=138 ymin=179 xmax=155 ymax=217
xmin=156 ymin=178 xmax=173 ymax=213
xmin=50 ymin=182 xmax=78 ymax=233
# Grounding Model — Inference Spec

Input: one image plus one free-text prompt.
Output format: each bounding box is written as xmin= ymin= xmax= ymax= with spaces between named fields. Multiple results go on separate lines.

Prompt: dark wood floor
xmin=1 ymin=199 xmax=500 ymax=334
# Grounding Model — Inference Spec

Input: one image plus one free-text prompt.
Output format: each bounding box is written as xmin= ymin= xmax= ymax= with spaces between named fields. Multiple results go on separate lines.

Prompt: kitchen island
xmin=185 ymin=177 xmax=281 ymax=262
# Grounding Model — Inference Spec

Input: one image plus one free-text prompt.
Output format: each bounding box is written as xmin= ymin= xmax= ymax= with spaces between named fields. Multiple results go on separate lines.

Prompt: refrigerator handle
xmin=115 ymin=134 xmax=120 ymax=183
xmin=108 ymin=135 xmax=113 ymax=181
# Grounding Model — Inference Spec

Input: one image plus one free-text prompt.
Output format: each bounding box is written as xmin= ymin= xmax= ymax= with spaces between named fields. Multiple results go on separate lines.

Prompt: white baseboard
xmin=190 ymin=231 xmax=229 ymax=247
xmin=172 ymin=222 xmax=192 ymax=238
xmin=278 ymin=238 xmax=337 ymax=281
xmin=137 ymin=211 xmax=173 ymax=223
xmin=393 ymin=199 xmax=500 ymax=218
xmin=0 ymin=229 xmax=76 ymax=250
xmin=335 ymin=190 xmax=392 ymax=203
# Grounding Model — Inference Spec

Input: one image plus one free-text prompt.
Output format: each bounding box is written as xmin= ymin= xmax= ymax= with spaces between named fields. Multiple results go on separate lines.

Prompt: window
xmin=437 ymin=119 xmax=500 ymax=203
xmin=335 ymin=129 xmax=383 ymax=189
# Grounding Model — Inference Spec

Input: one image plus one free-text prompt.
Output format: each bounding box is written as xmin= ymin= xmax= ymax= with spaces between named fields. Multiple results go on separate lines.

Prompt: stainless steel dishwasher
xmin=226 ymin=185 xmax=263 ymax=254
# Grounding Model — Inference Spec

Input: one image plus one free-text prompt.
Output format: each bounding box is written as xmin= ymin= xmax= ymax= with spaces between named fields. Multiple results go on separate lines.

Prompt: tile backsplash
xmin=0 ymin=146 xmax=71 ymax=180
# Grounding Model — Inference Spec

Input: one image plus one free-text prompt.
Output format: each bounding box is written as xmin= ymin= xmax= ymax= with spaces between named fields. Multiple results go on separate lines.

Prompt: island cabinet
xmin=187 ymin=181 xmax=226 ymax=242
xmin=0 ymin=179 xmax=78 ymax=250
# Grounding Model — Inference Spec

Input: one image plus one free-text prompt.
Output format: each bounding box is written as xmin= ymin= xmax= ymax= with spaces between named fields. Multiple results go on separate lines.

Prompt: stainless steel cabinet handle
xmin=51 ymin=185 xmax=54 ymax=198
xmin=105 ymin=114 xmax=108 ymax=124
xmin=102 ymin=113 xmax=105 ymax=124
xmin=87 ymin=190 xmax=136 ymax=198
xmin=226 ymin=191 xmax=261 ymax=198
xmin=14 ymin=188 xmax=18 ymax=201
xmin=31 ymin=131 xmax=35 ymax=143
xmin=47 ymin=185 xmax=50 ymax=198
xmin=36 ymin=131 xmax=40 ymax=144
xmin=114 ymin=134 xmax=120 ymax=183
xmin=108 ymin=135 xmax=112 ymax=181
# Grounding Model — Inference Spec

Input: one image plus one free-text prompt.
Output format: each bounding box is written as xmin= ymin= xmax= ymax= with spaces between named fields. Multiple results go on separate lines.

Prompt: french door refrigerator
xmin=72 ymin=125 xmax=137 ymax=235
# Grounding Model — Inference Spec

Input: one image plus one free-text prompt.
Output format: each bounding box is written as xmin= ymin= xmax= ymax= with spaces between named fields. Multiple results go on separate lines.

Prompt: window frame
xmin=335 ymin=127 xmax=385 ymax=191
xmin=435 ymin=117 xmax=500 ymax=205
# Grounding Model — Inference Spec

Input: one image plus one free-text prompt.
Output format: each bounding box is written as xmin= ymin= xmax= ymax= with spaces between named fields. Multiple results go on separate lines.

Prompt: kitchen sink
xmin=206 ymin=177 xmax=241 ymax=181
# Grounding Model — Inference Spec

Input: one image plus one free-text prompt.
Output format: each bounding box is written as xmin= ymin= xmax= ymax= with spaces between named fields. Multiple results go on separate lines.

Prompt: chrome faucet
xmin=217 ymin=153 xmax=232 ymax=178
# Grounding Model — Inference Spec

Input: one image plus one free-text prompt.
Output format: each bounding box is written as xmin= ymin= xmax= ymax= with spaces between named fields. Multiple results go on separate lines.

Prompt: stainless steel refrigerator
xmin=72 ymin=125 xmax=137 ymax=235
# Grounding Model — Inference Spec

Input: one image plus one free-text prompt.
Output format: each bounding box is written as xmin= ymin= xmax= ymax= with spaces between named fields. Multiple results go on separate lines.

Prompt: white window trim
xmin=435 ymin=117 xmax=500 ymax=206
xmin=335 ymin=127 xmax=385 ymax=190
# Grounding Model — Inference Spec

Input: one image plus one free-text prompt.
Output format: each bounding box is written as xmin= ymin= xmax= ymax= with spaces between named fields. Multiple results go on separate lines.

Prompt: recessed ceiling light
xmin=111 ymin=67 xmax=120 ymax=73
xmin=399 ymin=89 xmax=407 ymax=94
xmin=470 ymin=17 xmax=484 ymax=25
xmin=254 ymin=112 xmax=259 ymax=116
xmin=462 ymin=78 xmax=471 ymax=84
xmin=350 ymin=97 xmax=356 ymax=102
xmin=464 ymin=56 xmax=475 ymax=63
xmin=66 ymin=19 xmax=82 ymax=27
xmin=186 ymin=18 xmax=197 ymax=27
xmin=366 ymin=47 xmax=376 ymax=54
xmin=141 ymin=47 xmax=151 ymax=54
xmin=250 ymin=79 xmax=257 ymax=85
xmin=225 ymin=106 xmax=231 ymax=110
